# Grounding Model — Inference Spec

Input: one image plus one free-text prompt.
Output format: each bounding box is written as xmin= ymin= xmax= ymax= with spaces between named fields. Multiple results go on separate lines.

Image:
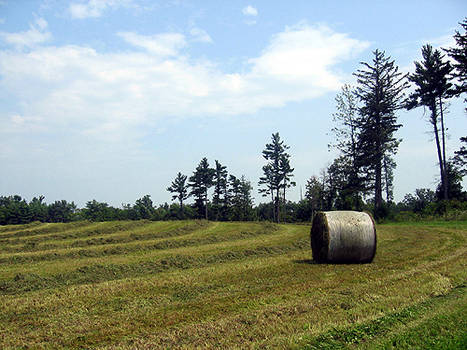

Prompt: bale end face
xmin=310 ymin=212 xmax=330 ymax=263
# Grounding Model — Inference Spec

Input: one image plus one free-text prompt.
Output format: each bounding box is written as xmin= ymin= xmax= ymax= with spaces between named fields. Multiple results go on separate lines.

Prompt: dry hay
xmin=310 ymin=211 xmax=376 ymax=263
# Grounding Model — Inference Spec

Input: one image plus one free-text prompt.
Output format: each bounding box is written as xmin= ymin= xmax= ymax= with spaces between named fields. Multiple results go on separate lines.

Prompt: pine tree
xmin=258 ymin=163 xmax=276 ymax=221
xmin=228 ymin=175 xmax=242 ymax=220
xmin=167 ymin=172 xmax=190 ymax=218
xmin=228 ymin=175 xmax=254 ymax=221
xmin=212 ymin=160 xmax=228 ymax=220
xmin=189 ymin=158 xmax=215 ymax=220
xmin=444 ymin=18 xmax=467 ymax=102
xmin=354 ymin=49 xmax=407 ymax=217
xmin=239 ymin=176 xmax=254 ymax=221
xmin=407 ymin=44 xmax=453 ymax=200
xmin=279 ymin=153 xmax=296 ymax=219
xmin=258 ymin=133 xmax=293 ymax=223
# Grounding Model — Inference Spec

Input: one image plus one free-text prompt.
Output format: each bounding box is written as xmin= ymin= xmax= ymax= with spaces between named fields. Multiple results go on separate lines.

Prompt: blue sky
xmin=0 ymin=0 xmax=466 ymax=207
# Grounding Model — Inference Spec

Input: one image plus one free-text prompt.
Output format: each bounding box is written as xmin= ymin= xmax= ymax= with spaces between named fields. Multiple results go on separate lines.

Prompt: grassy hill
xmin=0 ymin=220 xmax=466 ymax=349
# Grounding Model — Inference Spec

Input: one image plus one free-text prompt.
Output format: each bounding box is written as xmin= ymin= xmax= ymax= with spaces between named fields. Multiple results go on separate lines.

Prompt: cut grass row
xmin=0 ymin=221 xmax=274 ymax=254
xmin=0 ymin=221 xmax=210 ymax=258
xmin=0 ymin=220 xmax=179 ymax=246
xmin=0 ymin=220 xmax=465 ymax=349
xmin=297 ymin=284 xmax=467 ymax=349
xmin=0 ymin=222 xmax=282 ymax=266
xmin=0 ymin=222 xmax=299 ymax=288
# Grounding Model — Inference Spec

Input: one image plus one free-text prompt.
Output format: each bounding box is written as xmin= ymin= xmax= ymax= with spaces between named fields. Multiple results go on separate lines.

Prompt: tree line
xmin=1 ymin=19 xmax=466 ymax=225
xmin=309 ymin=18 xmax=467 ymax=219
xmin=167 ymin=158 xmax=255 ymax=222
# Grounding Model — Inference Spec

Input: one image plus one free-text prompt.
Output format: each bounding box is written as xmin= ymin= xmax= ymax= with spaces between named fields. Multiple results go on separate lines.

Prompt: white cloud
xmin=189 ymin=27 xmax=213 ymax=43
xmin=242 ymin=5 xmax=258 ymax=16
xmin=69 ymin=0 xmax=135 ymax=19
xmin=0 ymin=18 xmax=51 ymax=48
xmin=250 ymin=23 xmax=369 ymax=88
xmin=118 ymin=31 xmax=187 ymax=56
xmin=0 ymin=23 xmax=369 ymax=143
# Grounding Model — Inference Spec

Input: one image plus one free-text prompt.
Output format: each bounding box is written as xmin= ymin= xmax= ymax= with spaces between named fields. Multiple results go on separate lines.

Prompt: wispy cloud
xmin=69 ymin=0 xmax=135 ymax=19
xmin=0 ymin=23 xmax=369 ymax=144
xmin=242 ymin=5 xmax=258 ymax=16
xmin=189 ymin=27 xmax=213 ymax=43
xmin=118 ymin=31 xmax=187 ymax=56
xmin=0 ymin=18 xmax=51 ymax=48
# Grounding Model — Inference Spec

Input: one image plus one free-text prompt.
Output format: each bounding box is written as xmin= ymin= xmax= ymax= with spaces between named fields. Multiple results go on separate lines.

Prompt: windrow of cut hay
xmin=0 ymin=220 xmax=465 ymax=349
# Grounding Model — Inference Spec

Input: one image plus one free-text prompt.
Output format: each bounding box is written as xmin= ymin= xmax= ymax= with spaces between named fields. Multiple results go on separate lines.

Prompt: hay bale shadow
xmin=293 ymin=259 xmax=316 ymax=265
xmin=292 ymin=259 xmax=369 ymax=265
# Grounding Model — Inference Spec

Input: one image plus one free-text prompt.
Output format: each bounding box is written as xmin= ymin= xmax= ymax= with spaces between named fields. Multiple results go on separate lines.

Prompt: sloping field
xmin=0 ymin=220 xmax=466 ymax=349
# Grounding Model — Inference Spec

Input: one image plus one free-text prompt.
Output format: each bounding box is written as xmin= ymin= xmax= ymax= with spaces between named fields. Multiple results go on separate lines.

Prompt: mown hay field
xmin=0 ymin=220 xmax=466 ymax=349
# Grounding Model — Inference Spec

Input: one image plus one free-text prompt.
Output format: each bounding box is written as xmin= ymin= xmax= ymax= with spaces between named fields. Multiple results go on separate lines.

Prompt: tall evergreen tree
xmin=444 ymin=18 xmax=467 ymax=104
xmin=29 ymin=196 xmax=48 ymax=222
xmin=228 ymin=174 xmax=242 ymax=220
xmin=228 ymin=175 xmax=254 ymax=221
xmin=212 ymin=160 xmax=228 ymax=220
xmin=258 ymin=132 xmax=293 ymax=223
xmin=407 ymin=44 xmax=453 ymax=200
xmin=167 ymin=172 xmax=190 ymax=217
xmin=382 ymin=154 xmax=396 ymax=203
xmin=189 ymin=158 xmax=215 ymax=220
xmin=279 ymin=153 xmax=296 ymax=219
xmin=354 ymin=49 xmax=407 ymax=217
xmin=239 ymin=176 xmax=255 ymax=221
xmin=258 ymin=163 xmax=276 ymax=221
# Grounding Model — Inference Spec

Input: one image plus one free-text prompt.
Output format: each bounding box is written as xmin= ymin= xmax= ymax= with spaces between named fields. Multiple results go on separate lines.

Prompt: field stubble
xmin=0 ymin=220 xmax=465 ymax=349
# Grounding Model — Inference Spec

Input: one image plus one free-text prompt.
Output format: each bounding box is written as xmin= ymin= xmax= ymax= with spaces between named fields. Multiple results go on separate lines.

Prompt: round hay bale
xmin=310 ymin=211 xmax=376 ymax=263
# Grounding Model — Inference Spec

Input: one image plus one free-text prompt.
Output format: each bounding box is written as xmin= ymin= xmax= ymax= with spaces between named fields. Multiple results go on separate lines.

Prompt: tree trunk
xmin=283 ymin=184 xmax=286 ymax=223
xmin=275 ymin=188 xmax=280 ymax=223
xmin=204 ymin=189 xmax=208 ymax=220
xmin=431 ymin=109 xmax=446 ymax=200
xmin=374 ymin=156 xmax=383 ymax=212
xmin=374 ymin=112 xmax=383 ymax=214
xmin=383 ymin=156 xmax=390 ymax=203
xmin=439 ymin=96 xmax=448 ymax=200
xmin=270 ymin=191 xmax=275 ymax=222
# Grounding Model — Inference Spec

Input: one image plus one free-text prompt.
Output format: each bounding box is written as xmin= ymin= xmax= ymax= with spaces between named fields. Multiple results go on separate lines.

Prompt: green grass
xmin=0 ymin=220 xmax=465 ymax=349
